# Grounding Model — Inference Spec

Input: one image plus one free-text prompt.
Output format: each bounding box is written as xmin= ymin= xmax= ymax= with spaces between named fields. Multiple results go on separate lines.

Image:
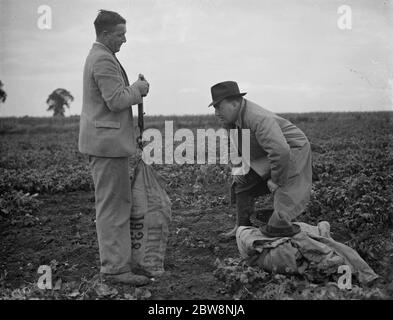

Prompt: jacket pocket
xmin=94 ymin=120 xmax=120 ymax=129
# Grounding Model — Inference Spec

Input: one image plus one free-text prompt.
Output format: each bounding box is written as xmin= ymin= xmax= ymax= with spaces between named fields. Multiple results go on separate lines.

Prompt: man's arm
xmin=93 ymin=55 xmax=142 ymax=112
xmin=251 ymin=115 xmax=291 ymax=187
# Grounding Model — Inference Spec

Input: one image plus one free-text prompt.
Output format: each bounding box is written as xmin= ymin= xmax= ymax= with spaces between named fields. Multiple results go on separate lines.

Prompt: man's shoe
xmin=219 ymin=226 xmax=238 ymax=240
xmin=102 ymin=271 xmax=150 ymax=286
xmin=132 ymin=266 xmax=154 ymax=278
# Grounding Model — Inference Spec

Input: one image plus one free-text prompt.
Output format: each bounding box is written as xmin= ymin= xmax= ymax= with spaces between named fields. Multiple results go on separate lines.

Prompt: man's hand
xmin=133 ymin=74 xmax=149 ymax=97
xmin=267 ymin=179 xmax=279 ymax=194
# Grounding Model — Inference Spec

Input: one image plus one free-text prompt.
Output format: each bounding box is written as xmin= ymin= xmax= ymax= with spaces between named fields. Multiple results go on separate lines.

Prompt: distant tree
xmin=0 ymin=80 xmax=6 ymax=104
xmin=46 ymin=88 xmax=74 ymax=117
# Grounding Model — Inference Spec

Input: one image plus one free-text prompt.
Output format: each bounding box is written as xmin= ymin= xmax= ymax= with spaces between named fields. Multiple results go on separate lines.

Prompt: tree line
xmin=0 ymin=80 xmax=74 ymax=117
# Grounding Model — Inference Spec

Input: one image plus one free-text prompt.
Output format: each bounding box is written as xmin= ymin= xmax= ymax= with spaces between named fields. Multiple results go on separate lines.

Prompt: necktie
xmin=237 ymin=126 xmax=242 ymax=157
xmin=236 ymin=100 xmax=248 ymax=157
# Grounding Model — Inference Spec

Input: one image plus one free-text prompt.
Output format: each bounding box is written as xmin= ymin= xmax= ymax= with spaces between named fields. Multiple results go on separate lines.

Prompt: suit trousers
xmin=233 ymin=168 xmax=270 ymax=226
xmin=233 ymin=143 xmax=312 ymax=227
xmin=89 ymin=156 xmax=132 ymax=274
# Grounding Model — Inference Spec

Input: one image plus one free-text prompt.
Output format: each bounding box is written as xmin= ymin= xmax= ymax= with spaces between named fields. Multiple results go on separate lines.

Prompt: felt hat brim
xmin=208 ymin=92 xmax=247 ymax=107
xmin=260 ymin=223 xmax=301 ymax=238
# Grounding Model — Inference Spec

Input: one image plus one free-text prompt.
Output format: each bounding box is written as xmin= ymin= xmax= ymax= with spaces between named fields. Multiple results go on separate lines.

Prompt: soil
xmin=0 ymin=189 xmax=242 ymax=299
xmin=2 ymin=188 xmax=393 ymax=300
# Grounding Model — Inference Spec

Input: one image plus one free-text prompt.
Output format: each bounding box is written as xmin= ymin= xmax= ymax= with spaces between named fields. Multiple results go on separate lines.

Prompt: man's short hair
xmin=94 ymin=10 xmax=126 ymax=36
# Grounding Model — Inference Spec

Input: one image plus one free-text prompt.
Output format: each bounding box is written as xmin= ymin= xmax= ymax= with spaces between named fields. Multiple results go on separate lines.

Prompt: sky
xmin=0 ymin=0 xmax=392 ymax=117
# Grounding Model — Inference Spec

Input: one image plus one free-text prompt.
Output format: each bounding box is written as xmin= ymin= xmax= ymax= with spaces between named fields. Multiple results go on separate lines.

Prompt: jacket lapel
xmin=92 ymin=43 xmax=130 ymax=86
xmin=113 ymin=55 xmax=130 ymax=86
xmin=236 ymin=99 xmax=248 ymax=156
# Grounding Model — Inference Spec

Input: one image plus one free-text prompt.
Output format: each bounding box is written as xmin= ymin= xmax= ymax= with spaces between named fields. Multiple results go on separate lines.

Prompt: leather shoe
xmin=102 ymin=271 xmax=150 ymax=286
xmin=132 ymin=266 xmax=154 ymax=278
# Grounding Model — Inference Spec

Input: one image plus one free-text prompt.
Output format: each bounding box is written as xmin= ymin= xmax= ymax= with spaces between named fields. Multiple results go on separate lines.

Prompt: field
xmin=1 ymin=111 xmax=393 ymax=300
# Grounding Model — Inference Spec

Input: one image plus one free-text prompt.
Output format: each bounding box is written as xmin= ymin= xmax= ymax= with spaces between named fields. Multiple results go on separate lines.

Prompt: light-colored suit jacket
xmin=235 ymin=99 xmax=309 ymax=187
xmin=79 ymin=42 xmax=142 ymax=157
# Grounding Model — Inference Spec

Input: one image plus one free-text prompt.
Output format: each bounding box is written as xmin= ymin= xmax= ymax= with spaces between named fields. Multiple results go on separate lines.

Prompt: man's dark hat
xmin=260 ymin=219 xmax=301 ymax=238
xmin=208 ymin=81 xmax=247 ymax=107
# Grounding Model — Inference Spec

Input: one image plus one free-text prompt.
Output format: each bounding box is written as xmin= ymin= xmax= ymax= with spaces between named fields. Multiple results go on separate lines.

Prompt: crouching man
xmin=208 ymin=81 xmax=312 ymax=238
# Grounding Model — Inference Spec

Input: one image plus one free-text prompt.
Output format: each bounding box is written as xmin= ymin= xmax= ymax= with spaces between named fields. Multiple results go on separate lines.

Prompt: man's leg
xmin=235 ymin=191 xmax=254 ymax=226
xmin=89 ymin=156 xmax=149 ymax=284
xmin=265 ymin=142 xmax=313 ymax=233
xmin=235 ymin=169 xmax=271 ymax=225
xmin=90 ymin=156 xmax=132 ymax=273
xmin=220 ymin=169 xmax=268 ymax=239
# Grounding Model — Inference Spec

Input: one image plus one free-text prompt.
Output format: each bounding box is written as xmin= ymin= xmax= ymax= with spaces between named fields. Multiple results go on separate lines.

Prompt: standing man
xmin=79 ymin=10 xmax=150 ymax=285
xmin=209 ymin=81 xmax=312 ymax=239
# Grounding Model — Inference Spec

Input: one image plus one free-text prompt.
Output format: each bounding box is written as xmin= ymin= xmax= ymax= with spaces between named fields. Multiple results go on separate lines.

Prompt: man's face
xmin=104 ymin=24 xmax=127 ymax=53
xmin=214 ymin=99 xmax=239 ymax=126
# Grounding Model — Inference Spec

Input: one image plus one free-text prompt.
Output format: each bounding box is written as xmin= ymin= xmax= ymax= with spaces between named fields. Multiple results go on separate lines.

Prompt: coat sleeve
xmin=250 ymin=115 xmax=291 ymax=186
xmin=93 ymin=55 xmax=142 ymax=112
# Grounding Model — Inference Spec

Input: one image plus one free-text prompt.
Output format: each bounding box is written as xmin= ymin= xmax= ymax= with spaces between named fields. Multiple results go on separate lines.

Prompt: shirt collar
xmin=93 ymin=41 xmax=114 ymax=55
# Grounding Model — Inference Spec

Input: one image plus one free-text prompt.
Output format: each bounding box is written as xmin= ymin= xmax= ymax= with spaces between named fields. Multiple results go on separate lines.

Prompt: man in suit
xmin=208 ymin=81 xmax=312 ymax=239
xmin=79 ymin=10 xmax=150 ymax=285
